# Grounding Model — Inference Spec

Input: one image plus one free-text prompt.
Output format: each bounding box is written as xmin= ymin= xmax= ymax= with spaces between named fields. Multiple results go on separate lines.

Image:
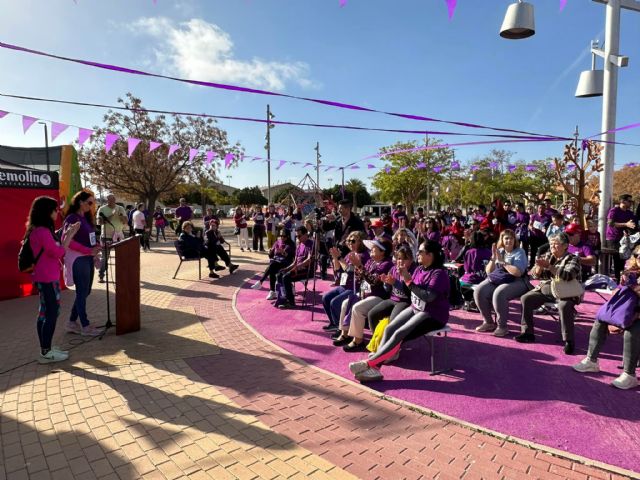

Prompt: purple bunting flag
xmin=350 ymin=165 xmax=360 ymax=170
xmin=548 ymin=162 xmax=555 ymax=170
xmin=168 ymin=144 xmax=181 ymax=158
xmin=78 ymin=128 xmax=93 ymax=146
xmin=446 ymin=0 xmax=457 ymax=19
xmin=416 ymin=162 xmax=426 ymax=169
xmin=470 ymin=165 xmax=479 ymax=172
xmin=560 ymin=0 xmax=567 ymax=11
xmin=567 ymin=164 xmax=576 ymax=171
xmin=339 ymin=0 xmax=346 ymax=6
xmin=276 ymin=160 xmax=287 ymax=170
xmin=433 ymin=166 xmax=443 ymax=173
xmin=128 ymin=138 xmax=142 ymax=157
xmin=291 ymin=161 xmax=300 ymax=165
xmin=525 ymin=164 xmax=536 ymax=172
xmin=385 ymin=167 xmax=391 ymax=173
xmin=303 ymin=162 xmax=313 ymax=168
xmin=367 ymin=164 xmax=376 ymax=169
xmin=188 ymin=148 xmax=199 ymax=164
xmin=489 ymin=161 xmax=498 ymax=169
xmin=508 ymin=164 xmax=517 ymax=173
xmin=205 ymin=151 xmax=216 ymax=167
xmin=224 ymin=153 xmax=234 ymax=168
xmin=451 ymin=161 xmax=460 ymax=170
xmin=50 ymin=122 xmax=68 ymax=141
xmin=251 ymin=157 xmax=262 ymax=162
xmin=104 ymin=133 xmax=119 ymax=153
xmin=149 ymin=141 xmax=162 ymax=153
xmin=399 ymin=166 xmax=409 ymax=173
xmin=0 ymin=110 xmax=8 ymax=119
xmin=22 ymin=115 xmax=38 ymax=134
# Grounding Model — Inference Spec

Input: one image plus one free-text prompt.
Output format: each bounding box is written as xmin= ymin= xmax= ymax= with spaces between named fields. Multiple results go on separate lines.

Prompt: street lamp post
xmin=38 ymin=122 xmax=50 ymax=172
xmin=265 ymin=105 xmax=275 ymax=204
xmin=226 ymin=175 xmax=232 ymax=186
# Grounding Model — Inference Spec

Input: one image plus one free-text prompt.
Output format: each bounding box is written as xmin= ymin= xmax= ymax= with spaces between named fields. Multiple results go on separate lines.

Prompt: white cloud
xmin=129 ymin=17 xmax=314 ymax=91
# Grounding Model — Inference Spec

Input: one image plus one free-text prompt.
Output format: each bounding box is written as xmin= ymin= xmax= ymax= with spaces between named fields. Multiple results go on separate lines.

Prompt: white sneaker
xmin=65 ymin=321 xmax=81 ymax=335
xmin=493 ymin=327 xmax=509 ymax=337
xmin=349 ymin=360 xmax=369 ymax=375
xmin=266 ymin=291 xmax=277 ymax=300
xmin=573 ymin=358 xmax=600 ymax=373
xmin=356 ymin=367 xmax=384 ymax=382
xmin=475 ymin=322 xmax=496 ymax=333
xmin=38 ymin=350 xmax=68 ymax=364
xmin=251 ymin=281 xmax=263 ymax=290
xmin=51 ymin=346 xmax=69 ymax=355
xmin=81 ymin=325 xmax=104 ymax=337
xmin=612 ymin=372 xmax=638 ymax=390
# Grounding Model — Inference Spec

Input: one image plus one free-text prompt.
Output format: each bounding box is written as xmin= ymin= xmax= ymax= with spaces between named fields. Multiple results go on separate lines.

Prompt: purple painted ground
xmin=236 ymin=276 xmax=640 ymax=472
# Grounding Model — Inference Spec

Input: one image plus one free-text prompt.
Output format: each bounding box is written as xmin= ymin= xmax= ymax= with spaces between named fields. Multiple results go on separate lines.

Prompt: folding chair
xmin=424 ymin=325 xmax=453 ymax=376
xmin=172 ymin=240 xmax=202 ymax=280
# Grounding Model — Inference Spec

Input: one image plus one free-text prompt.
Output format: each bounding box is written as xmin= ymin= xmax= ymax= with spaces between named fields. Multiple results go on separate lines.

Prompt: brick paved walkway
xmin=0 ymin=242 xmax=637 ymax=479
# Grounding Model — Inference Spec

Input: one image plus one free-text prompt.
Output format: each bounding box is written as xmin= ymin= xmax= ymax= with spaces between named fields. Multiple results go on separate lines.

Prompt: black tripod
xmin=98 ymin=214 xmax=115 ymax=339
xmin=309 ymin=229 xmax=323 ymax=322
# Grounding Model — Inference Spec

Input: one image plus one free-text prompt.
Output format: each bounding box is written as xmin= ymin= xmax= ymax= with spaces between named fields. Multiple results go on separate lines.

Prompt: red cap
xmin=371 ymin=219 xmax=384 ymax=228
xmin=565 ymin=223 xmax=582 ymax=235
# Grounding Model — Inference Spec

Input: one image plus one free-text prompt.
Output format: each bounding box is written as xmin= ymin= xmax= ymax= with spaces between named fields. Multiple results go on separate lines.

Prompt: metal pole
xmin=266 ymin=104 xmax=272 ymax=204
xmin=315 ymin=142 xmax=320 ymax=190
xmin=41 ymin=123 xmax=51 ymax=172
xmin=341 ymin=167 xmax=345 ymax=200
xmin=597 ymin=0 xmax=621 ymax=250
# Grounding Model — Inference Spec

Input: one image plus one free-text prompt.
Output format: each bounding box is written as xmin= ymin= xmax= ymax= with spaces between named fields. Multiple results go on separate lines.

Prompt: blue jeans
xmin=322 ymin=286 xmax=353 ymax=326
xmin=35 ymin=281 xmax=60 ymax=351
xmin=70 ymin=256 xmax=95 ymax=327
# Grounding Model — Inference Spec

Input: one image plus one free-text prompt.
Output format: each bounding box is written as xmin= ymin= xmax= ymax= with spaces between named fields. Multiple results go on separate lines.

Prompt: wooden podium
xmin=112 ymin=236 xmax=141 ymax=335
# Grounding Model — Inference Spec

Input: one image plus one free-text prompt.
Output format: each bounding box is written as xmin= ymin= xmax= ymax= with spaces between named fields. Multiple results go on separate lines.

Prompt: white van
xmin=361 ymin=204 xmax=392 ymax=220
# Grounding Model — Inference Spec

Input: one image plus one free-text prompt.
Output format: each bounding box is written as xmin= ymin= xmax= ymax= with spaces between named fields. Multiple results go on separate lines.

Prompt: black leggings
xmin=260 ymin=261 xmax=288 ymax=291
xmin=367 ymin=299 xmax=410 ymax=333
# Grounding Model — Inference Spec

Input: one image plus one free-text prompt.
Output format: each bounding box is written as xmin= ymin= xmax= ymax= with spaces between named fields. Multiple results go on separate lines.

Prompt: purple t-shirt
xmin=515 ymin=211 xmax=530 ymax=227
xmin=529 ymin=213 xmax=550 ymax=237
xmin=64 ymin=213 xmax=96 ymax=248
xmin=460 ymin=247 xmax=492 ymax=284
xmin=568 ymin=242 xmax=594 ymax=259
xmin=410 ymin=267 xmax=450 ymax=324
xmin=426 ymin=230 xmax=441 ymax=243
xmin=361 ymin=257 xmax=393 ymax=298
xmin=389 ymin=263 xmax=417 ymax=302
xmin=270 ymin=239 xmax=294 ymax=263
xmin=295 ymin=238 xmax=314 ymax=264
xmin=336 ymin=250 xmax=370 ymax=290
xmin=175 ymin=205 xmax=193 ymax=222
xmin=606 ymin=207 xmax=636 ymax=242
xmin=392 ymin=211 xmax=407 ymax=228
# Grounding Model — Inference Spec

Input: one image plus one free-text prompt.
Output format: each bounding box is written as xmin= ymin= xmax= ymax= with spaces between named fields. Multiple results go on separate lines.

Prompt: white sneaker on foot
xmin=265 ymin=291 xmax=277 ymax=300
xmin=573 ymin=357 xmax=600 ymax=373
xmin=38 ymin=350 xmax=68 ymax=364
xmin=65 ymin=321 xmax=81 ymax=334
xmin=475 ymin=322 xmax=496 ymax=333
xmin=493 ymin=327 xmax=509 ymax=337
xmin=349 ymin=360 xmax=369 ymax=375
xmin=251 ymin=281 xmax=263 ymax=290
xmin=81 ymin=325 xmax=104 ymax=337
xmin=612 ymin=372 xmax=638 ymax=390
xmin=356 ymin=367 xmax=383 ymax=382
xmin=52 ymin=346 xmax=69 ymax=355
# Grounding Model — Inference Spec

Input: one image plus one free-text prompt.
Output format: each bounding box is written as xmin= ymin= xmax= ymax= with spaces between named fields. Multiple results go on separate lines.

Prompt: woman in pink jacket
xmin=25 ymin=196 xmax=80 ymax=363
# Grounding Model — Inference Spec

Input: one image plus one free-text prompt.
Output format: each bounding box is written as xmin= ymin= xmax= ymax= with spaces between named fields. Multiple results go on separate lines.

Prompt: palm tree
xmin=345 ymin=178 xmax=367 ymax=209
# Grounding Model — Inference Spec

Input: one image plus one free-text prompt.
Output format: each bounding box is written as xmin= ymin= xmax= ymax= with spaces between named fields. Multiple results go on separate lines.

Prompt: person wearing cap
xmin=332 ymin=237 xmax=394 ymax=351
xmin=565 ymin=223 xmax=596 ymax=281
xmin=606 ymin=194 xmax=637 ymax=283
xmin=369 ymin=219 xmax=392 ymax=241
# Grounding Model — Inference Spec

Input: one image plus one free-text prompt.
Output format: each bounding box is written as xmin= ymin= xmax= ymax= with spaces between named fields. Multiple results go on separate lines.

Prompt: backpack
xmin=18 ymin=232 xmax=44 ymax=274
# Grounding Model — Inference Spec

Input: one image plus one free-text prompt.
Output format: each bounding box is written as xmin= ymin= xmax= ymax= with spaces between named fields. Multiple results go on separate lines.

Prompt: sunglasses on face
xmin=347 ymin=239 xmax=357 ymax=244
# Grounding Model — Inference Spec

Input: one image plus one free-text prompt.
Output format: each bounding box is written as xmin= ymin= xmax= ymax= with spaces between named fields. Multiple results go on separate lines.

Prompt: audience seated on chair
xmin=321 ymin=231 xmax=370 ymax=331
xmin=252 ymin=230 xmax=295 ymax=300
xmin=275 ymin=226 xmax=314 ymax=310
xmin=349 ymin=240 xmax=451 ymax=383
xmin=204 ymin=220 xmax=238 ymax=276
xmin=177 ymin=221 xmax=220 ymax=279
xmin=516 ymin=232 xmax=582 ymax=355
xmin=332 ymin=237 xmax=394 ymax=352
xmin=458 ymin=231 xmax=492 ymax=308
xmin=473 ymin=229 xmax=531 ymax=337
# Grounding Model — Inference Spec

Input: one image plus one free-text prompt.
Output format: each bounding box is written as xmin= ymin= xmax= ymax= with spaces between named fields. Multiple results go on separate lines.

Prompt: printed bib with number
xmin=89 ymin=232 xmax=97 ymax=246
xmin=411 ymin=292 xmax=426 ymax=312
xmin=340 ymin=273 xmax=349 ymax=286
xmin=360 ymin=281 xmax=371 ymax=295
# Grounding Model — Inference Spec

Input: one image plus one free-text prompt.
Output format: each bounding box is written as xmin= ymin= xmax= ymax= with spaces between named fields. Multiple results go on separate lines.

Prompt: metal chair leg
xmin=198 ymin=258 xmax=202 ymax=280
xmin=173 ymin=260 xmax=182 ymax=279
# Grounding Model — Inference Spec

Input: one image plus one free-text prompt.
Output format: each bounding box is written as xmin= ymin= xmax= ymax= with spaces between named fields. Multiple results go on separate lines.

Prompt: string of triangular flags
xmin=0 ymin=108 xmax=611 ymax=175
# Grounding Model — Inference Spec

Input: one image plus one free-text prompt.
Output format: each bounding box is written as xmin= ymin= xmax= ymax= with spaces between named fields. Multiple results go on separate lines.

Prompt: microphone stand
xmin=99 ymin=214 xmax=115 ymax=339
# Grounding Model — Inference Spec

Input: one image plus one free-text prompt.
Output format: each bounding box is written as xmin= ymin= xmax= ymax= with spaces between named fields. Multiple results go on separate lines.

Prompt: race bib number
xmin=340 ymin=273 xmax=349 ymax=286
xmin=533 ymin=221 xmax=544 ymax=231
xmin=89 ymin=232 xmax=97 ymax=246
xmin=411 ymin=292 xmax=426 ymax=311
xmin=360 ymin=281 xmax=371 ymax=295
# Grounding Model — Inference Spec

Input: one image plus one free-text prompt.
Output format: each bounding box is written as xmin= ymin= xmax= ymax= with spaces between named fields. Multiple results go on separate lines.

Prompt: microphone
xmin=100 ymin=211 xmax=115 ymax=227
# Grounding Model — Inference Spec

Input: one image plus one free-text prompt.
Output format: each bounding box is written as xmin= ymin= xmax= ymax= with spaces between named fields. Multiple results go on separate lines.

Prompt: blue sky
xmin=0 ymin=0 xmax=638 ymax=192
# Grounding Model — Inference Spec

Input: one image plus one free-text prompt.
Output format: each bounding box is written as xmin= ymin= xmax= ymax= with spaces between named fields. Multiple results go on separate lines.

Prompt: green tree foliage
xmin=322 ymin=181 xmax=372 ymax=208
xmin=80 ymin=93 xmax=242 ymax=212
xmin=372 ymin=139 xmax=453 ymax=212
xmin=234 ymin=186 xmax=268 ymax=206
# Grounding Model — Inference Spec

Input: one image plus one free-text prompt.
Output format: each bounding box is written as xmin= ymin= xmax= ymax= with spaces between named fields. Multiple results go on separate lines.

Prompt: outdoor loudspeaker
xmin=500 ymin=1 xmax=535 ymax=39
xmin=575 ymin=69 xmax=604 ymax=98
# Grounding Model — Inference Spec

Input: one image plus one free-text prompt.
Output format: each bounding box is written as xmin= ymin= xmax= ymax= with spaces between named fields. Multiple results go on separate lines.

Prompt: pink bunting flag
xmin=78 ymin=128 xmax=94 ymax=146
xmin=276 ymin=160 xmax=287 ymax=170
xmin=50 ymin=122 xmax=68 ymax=142
xmin=367 ymin=164 xmax=376 ymax=169
xmin=559 ymin=0 xmax=567 ymax=12
xmin=104 ymin=133 xmax=119 ymax=153
xmin=188 ymin=148 xmax=199 ymax=164
xmin=446 ymin=0 xmax=457 ymax=19
xmin=205 ymin=151 xmax=216 ymax=167
xmin=168 ymin=144 xmax=181 ymax=157
xmin=0 ymin=110 xmax=8 ymax=119
xmin=128 ymin=138 xmax=142 ymax=157
xmin=149 ymin=141 xmax=162 ymax=153
xmin=224 ymin=153 xmax=234 ymax=168
xmin=22 ymin=115 xmax=38 ymax=133
xmin=339 ymin=0 xmax=346 ymax=6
